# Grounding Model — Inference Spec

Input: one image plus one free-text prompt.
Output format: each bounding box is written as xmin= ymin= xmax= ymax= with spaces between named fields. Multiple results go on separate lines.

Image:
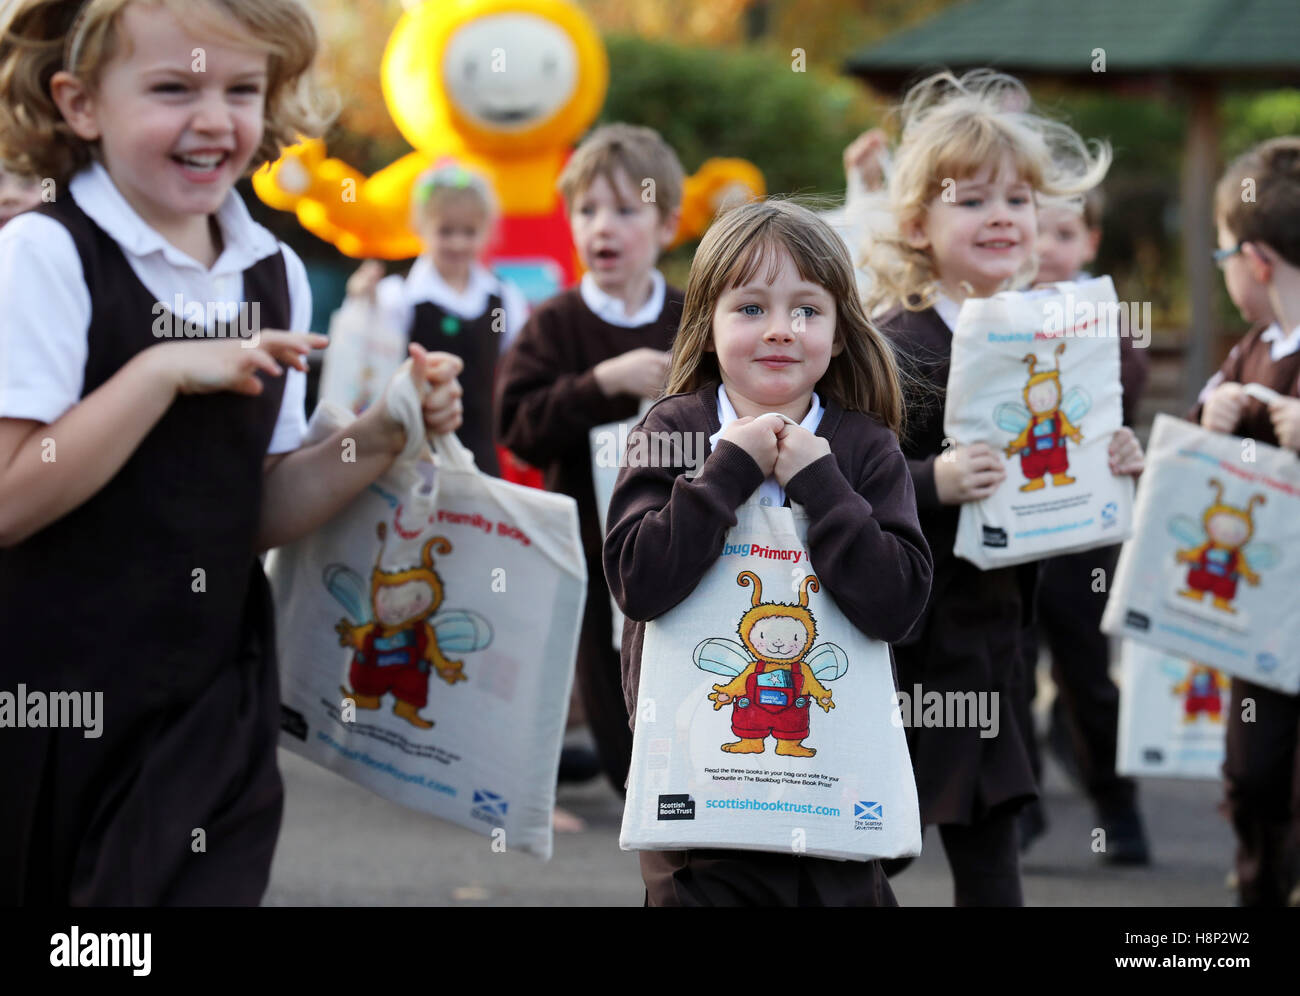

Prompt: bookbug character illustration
xmin=694 ymin=572 xmax=848 ymax=758
xmin=1171 ymin=479 xmax=1279 ymax=614
xmin=1165 ymin=662 xmax=1230 ymax=723
xmin=995 ymin=341 xmax=1091 ymax=491
xmin=329 ymin=523 xmax=493 ymax=729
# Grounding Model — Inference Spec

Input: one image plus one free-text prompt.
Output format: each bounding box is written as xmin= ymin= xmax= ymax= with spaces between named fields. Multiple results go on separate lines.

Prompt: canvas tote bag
xmin=1116 ymin=640 xmax=1227 ymax=780
xmin=946 ymin=277 xmax=1134 ymax=568
xmin=1102 ymin=413 xmax=1300 ymax=694
xmin=620 ymin=490 xmax=921 ymax=861
xmin=267 ymin=366 xmax=586 ymax=858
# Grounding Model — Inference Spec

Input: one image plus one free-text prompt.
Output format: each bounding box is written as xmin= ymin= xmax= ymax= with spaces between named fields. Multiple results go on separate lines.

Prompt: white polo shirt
xmin=369 ymin=256 xmax=529 ymax=351
xmin=579 ymin=268 xmax=667 ymax=327
xmin=708 ymin=382 xmax=824 ymax=508
xmin=0 ymin=161 xmax=310 ymax=453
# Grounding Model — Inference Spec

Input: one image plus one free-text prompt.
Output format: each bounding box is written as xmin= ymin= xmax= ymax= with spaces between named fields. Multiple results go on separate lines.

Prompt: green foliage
xmin=598 ymin=35 xmax=875 ymax=198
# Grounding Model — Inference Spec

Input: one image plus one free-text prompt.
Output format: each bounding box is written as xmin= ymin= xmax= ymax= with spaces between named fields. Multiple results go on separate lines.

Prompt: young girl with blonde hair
xmin=604 ymin=198 xmax=933 ymax=906
xmin=864 ymin=69 xmax=1144 ymax=905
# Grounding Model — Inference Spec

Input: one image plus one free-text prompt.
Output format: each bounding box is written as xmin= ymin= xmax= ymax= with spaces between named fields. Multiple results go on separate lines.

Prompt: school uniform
xmin=1021 ymin=328 xmax=1150 ymax=839
xmin=371 ymin=260 xmax=528 ymax=476
xmin=0 ymin=162 xmax=311 ymax=905
xmin=604 ymin=381 xmax=933 ymax=906
xmin=877 ymin=301 xmax=1039 ymax=905
xmin=494 ymin=272 xmax=683 ymax=792
xmin=1189 ymin=320 xmax=1300 ymax=906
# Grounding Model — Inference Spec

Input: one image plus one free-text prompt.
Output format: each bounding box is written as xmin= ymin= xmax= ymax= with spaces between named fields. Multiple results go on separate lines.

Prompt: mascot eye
xmin=464 ymin=59 xmax=478 ymax=79
xmin=542 ymin=55 xmax=557 ymax=74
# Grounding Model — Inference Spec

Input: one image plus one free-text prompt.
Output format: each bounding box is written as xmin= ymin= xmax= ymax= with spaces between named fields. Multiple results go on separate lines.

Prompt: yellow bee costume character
xmin=1169 ymin=663 xmax=1230 ymax=723
xmin=1170 ymin=479 xmax=1279 ymax=614
xmin=995 ymin=342 xmax=1090 ymax=491
xmin=694 ymin=572 xmax=848 ymax=758
xmin=328 ymin=523 xmax=493 ymax=729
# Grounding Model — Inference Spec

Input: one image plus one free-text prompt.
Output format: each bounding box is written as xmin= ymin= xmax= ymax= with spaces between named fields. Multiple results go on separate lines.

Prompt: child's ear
xmin=1244 ymin=242 xmax=1275 ymax=285
xmin=659 ymin=207 xmax=682 ymax=250
xmin=49 ymin=72 xmax=102 ymax=142
xmin=1083 ymin=227 xmax=1102 ymax=265
xmin=902 ymin=213 xmax=930 ymax=251
xmin=830 ymin=331 xmax=844 ymax=357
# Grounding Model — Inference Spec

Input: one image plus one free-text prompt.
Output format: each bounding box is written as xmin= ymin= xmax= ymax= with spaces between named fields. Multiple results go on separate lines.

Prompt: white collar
xmin=932 ymin=291 xmax=961 ymax=332
xmin=1260 ymin=320 xmax=1300 ymax=361
xmin=403 ymin=257 xmax=498 ymax=314
xmin=579 ymin=269 xmax=666 ymax=327
xmin=707 ymin=383 xmax=823 ymax=448
xmin=70 ymin=160 xmax=279 ymax=274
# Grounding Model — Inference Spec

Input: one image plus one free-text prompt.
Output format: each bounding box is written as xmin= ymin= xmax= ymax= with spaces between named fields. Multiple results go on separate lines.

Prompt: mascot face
xmin=747 ymin=615 xmax=810 ymax=661
xmin=374 ymin=577 xmax=438 ymax=626
xmin=1026 ymin=378 xmax=1060 ymax=415
xmin=1205 ymin=510 xmax=1250 ymax=548
xmin=441 ymin=14 xmax=578 ymax=132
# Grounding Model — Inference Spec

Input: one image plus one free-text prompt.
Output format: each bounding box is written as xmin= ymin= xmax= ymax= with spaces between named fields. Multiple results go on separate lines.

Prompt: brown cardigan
xmin=602 ymin=381 xmax=933 ymax=724
xmin=1186 ymin=321 xmax=1300 ymax=444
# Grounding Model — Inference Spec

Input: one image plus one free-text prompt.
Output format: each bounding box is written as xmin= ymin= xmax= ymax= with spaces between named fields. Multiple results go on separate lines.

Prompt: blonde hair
xmin=557 ymin=122 xmax=684 ymax=221
xmin=0 ymin=0 xmax=334 ymax=183
xmin=665 ymin=198 xmax=905 ymax=435
xmin=410 ymin=160 xmax=497 ymax=230
xmin=862 ymin=69 xmax=1111 ymax=314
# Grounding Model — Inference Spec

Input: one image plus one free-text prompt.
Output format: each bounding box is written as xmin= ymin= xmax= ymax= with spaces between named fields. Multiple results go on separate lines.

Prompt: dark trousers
xmin=1023 ymin=546 xmax=1136 ymax=813
xmin=576 ymin=578 xmax=632 ymax=793
xmin=640 ymin=848 xmax=897 ymax=906
xmin=1224 ymin=678 xmax=1300 ymax=906
xmin=937 ymin=807 xmax=1024 ymax=906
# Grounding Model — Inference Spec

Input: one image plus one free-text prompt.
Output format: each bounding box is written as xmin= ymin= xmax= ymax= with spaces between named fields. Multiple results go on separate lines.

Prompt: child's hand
xmin=1108 ymin=426 xmax=1144 ymax=476
xmin=934 ymin=442 xmax=1005 ymax=504
xmin=408 ymin=342 xmax=464 ymax=437
xmin=843 ymin=128 xmax=889 ymax=192
xmin=1267 ymin=396 xmax=1300 ymax=451
xmin=346 ymin=260 xmax=384 ymax=300
xmin=593 ymin=348 xmax=672 ymax=400
xmin=155 ymin=331 xmax=327 ymax=396
xmin=719 ymin=414 xmax=781 ymax=476
xmin=773 ymin=423 xmax=831 ymax=487
xmin=1202 ymin=381 xmax=1246 ymax=434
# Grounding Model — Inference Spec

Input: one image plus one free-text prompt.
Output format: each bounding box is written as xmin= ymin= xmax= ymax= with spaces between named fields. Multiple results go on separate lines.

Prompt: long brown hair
xmin=665 ymin=198 xmax=904 ymax=434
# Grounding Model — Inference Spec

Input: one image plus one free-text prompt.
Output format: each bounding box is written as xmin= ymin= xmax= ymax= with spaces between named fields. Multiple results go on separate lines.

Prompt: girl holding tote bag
xmin=604 ymin=200 xmax=933 ymax=906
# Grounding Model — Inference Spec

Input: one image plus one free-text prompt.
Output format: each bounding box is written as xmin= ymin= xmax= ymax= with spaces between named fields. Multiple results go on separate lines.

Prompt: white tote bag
xmin=318 ymin=298 xmax=408 ymax=415
xmin=1102 ymin=414 xmax=1300 ymax=694
xmin=946 ymin=277 xmax=1134 ymax=568
xmin=620 ymin=493 xmax=921 ymax=862
xmin=590 ymin=401 xmax=654 ymax=650
xmin=267 ymin=385 xmax=586 ymax=859
xmin=1116 ymin=641 xmax=1227 ymax=780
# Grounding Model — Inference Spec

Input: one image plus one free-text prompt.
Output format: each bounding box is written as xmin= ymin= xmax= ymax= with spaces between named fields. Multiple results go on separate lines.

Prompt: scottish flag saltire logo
xmin=855 ymin=801 xmax=881 ymax=821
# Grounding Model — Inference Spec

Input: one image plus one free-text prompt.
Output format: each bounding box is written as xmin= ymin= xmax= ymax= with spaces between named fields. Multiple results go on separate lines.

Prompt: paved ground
xmin=265 ymin=724 xmax=1236 ymax=907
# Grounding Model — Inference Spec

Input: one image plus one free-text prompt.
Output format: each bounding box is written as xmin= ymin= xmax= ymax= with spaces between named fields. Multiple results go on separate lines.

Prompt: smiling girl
xmin=0 ymin=0 xmax=464 ymax=905
xmin=604 ymin=199 xmax=932 ymax=906
xmin=863 ymin=70 xmax=1141 ymax=906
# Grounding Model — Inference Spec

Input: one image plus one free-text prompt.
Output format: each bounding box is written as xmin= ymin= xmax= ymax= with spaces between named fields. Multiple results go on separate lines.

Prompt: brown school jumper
xmin=604 ymin=382 xmax=933 ymax=906
xmin=1188 ymin=321 xmax=1300 ymax=906
xmin=0 ymin=196 xmax=288 ymax=905
xmin=494 ymin=285 xmax=683 ymax=792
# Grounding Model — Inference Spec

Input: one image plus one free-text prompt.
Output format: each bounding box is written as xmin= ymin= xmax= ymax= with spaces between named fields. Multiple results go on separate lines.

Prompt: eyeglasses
xmin=1213 ymin=243 xmax=1244 ymax=268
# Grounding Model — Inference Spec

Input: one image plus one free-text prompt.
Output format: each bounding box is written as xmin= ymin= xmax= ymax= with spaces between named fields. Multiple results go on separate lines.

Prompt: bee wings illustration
xmin=1168 ymin=514 xmax=1205 ymax=549
xmin=430 ymin=610 xmax=494 ymax=652
xmin=1061 ymin=386 xmax=1091 ymax=423
xmin=693 ymin=638 xmax=849 ymax=681
xmin=324 ymin=563 xmax=371 ymax=624
xmin=993 ymin=402 xmax=1031 ymax=436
